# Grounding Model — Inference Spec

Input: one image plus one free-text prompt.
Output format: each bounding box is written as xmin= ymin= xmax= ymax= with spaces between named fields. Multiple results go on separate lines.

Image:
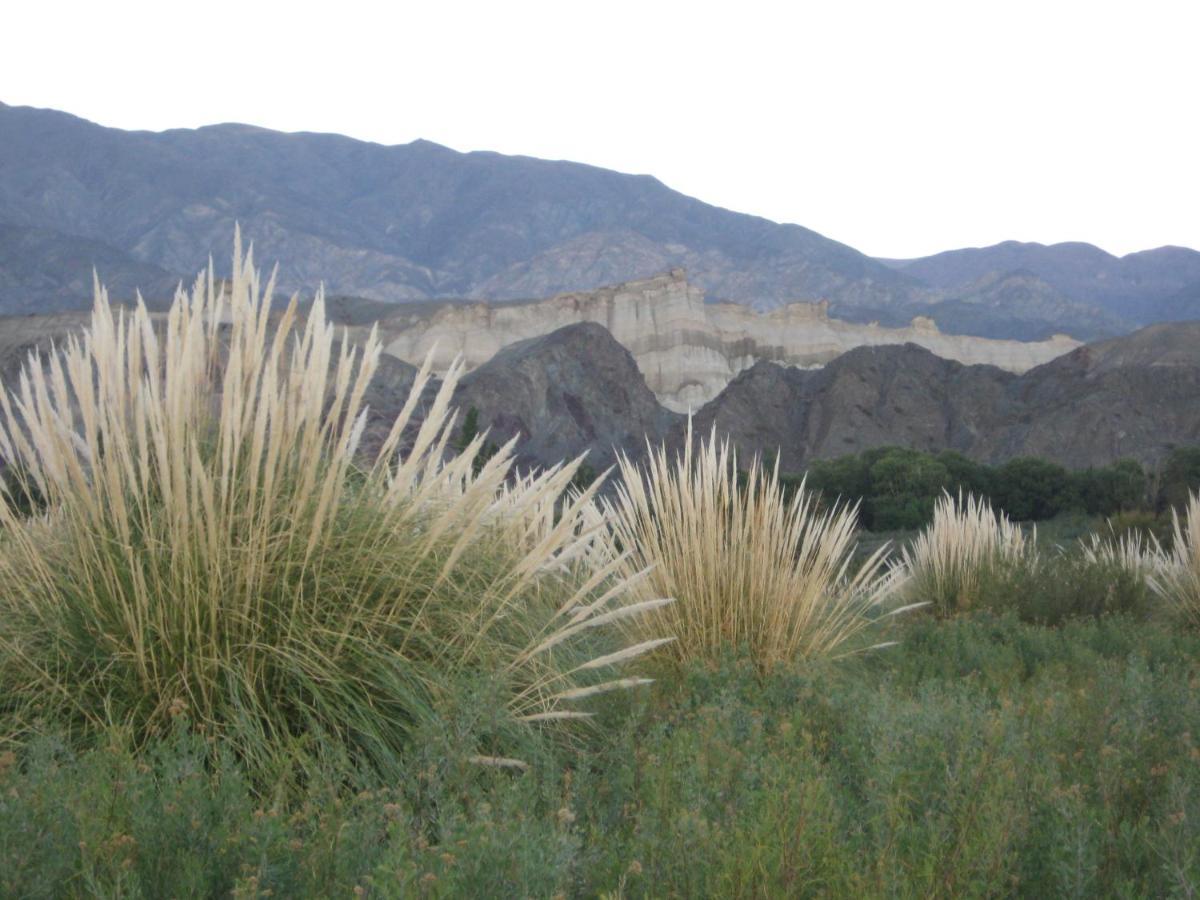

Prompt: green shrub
xmin=978 ymin=551 xmax=1156 ymax=626
xmin=1106 ymin=508 xmax=1173 ymax=547
xmin=1157 ymin=446 xmax=1200 ymax=512
xmin=1072 ymin=458 xmax=1147 ymax=515
xmin=866 ymin=447 xmax=950 ymax=530
xmin=3 ymin=616 xmax=1200 ymax=897
xmin=992 ymin=457 xmax=1075 ymax=521
xmin=803 ymin=447 xmax=1164 ymax=530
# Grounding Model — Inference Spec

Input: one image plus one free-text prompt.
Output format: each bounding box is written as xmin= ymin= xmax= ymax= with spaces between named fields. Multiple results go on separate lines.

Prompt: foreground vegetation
xmin=3 ymin=241 xmax=1199 ymax=896
xmin=0 ymin=238 xmax=664 ymax=781
xmin=4 ymin=613 xmax=1199 ymax=897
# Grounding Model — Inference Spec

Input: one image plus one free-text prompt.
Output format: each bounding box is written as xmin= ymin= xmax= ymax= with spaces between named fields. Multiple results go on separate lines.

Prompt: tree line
xmin=775 ymin=446 xmax=1200 ymax=530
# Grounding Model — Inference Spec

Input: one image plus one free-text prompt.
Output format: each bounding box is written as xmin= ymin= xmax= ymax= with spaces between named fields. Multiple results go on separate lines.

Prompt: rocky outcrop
xmin=692 ymin=324 xmax=1200 ymax=470
xmin=452 ymin=323 xmax=680 ymax=470
xmin=380 ymin=271 xmax=1079 ymax=413
xmin=1 ymin=301 xmax=1195 ymax=476
xmin=686 ymin=347 xmax=1014 ymax=471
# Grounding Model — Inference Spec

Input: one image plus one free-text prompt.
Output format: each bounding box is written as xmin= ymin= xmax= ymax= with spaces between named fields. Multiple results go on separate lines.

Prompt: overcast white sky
xmin=3 ymin=0 xmax=1197 ymax=258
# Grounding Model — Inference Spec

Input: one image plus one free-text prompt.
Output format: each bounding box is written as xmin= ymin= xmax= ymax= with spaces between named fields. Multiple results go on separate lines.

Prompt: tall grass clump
xmin=0 ymin=233 xmax=665 ymax=777
xmin=899 ymin=491 xmax=1032 ymax=616
xmin=1148 ymin=489 xmax=1200 ymax=625
xmin=600 ymin=428 xmax=904 ymax=669
xmin=1081 ymin=524 xmax=1160 ymax=576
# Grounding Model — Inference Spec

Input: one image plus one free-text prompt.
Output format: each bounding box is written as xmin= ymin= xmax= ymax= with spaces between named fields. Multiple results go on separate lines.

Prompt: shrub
xmin=0 ymin=234 xmax=663 ymax=778
xmin=600 ymin=428 xmax=904 ymax=669
xmin=802 ymin=447 xmax=1157 ymax=530
xmin=899 ymin=491 xmax=1033 ymax=616
xmin=1105 ymin=508 xmax=1173 ymax=547
xmin=1071 ymin=458 xmax=1146 ymax=515
xmin=979 ymin=549 xmax=1155 ymax=625
xmin=865 ymin=447 xmax=951 ymax=530
xmin=1148 ymin=489 xmax=1200 ymax=626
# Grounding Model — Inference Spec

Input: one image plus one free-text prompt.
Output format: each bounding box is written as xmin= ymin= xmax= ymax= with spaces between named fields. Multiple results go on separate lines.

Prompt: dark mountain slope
xmin=1154 ymin=279 xmax=1200 ymax=323
xmin=687 ymin=346 xmax=1014 ymax=471
xmin=691 ymin=323 xmax=1200 ymax=470
xmin=0 ymin=223 xmax=181 ymax=312
xmin=915 ymin=269 xmax=1125 ymax=341
xmin=980 ymin=342 xmax=1200 ymax=467
xmin=4 ymin=101 xmax=1198 ymax=341
xmin=453 ymin=322 xmax=681 ymax=470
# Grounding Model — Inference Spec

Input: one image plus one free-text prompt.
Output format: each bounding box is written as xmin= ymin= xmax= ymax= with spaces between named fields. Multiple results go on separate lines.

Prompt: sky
xmin=3 ymin=0 xmax=1198 ymax=258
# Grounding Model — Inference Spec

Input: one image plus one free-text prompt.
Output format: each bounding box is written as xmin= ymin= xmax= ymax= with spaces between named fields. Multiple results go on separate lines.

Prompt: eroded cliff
xmin=379 ymin=271 xmax=1079 ymax=412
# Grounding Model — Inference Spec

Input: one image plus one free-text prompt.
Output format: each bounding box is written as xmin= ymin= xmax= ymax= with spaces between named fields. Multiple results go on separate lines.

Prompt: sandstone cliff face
xmin=380 ymin=271 xmax=1079 ymax=413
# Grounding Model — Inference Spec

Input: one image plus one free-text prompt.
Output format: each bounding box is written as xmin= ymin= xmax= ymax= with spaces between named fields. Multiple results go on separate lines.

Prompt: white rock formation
xmin=380 ymin=270 xmax=1080 ymax=412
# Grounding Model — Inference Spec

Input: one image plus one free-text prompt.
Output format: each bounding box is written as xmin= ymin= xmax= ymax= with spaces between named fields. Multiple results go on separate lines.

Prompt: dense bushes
xmin=798 ymin=445 xmax=1199 ymax=529
xmin=977 ymin=551 xmax=1157 ymax=625
xmin=4 ymin=615 xmax=1199 ymax=897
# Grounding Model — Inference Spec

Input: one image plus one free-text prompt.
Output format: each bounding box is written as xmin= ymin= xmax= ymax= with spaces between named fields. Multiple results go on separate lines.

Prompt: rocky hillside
xmin=0 ymin=224 xmax=181 ymax=313
xmin=0 ymin=301 xmax=1195 ymax=473
xmin=692 ymin=323 xmax=1200 ymax=470
xmin=454 ymin=321 xmax=1200 ymax=471
xmin=453 ymin=323 xmax=680 ymax=470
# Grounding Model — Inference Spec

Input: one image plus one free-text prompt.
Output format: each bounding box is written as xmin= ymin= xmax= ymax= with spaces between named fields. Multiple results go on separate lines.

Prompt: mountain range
xmin=3 ymin=101 xmax=1199 ymax=341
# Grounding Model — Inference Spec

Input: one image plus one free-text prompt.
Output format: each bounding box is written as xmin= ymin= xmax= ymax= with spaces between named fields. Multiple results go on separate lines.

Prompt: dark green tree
xmin=1071 ymin=459 xmax=1146 ymax=516
xmin=992 ymin=457 xmax=1074 ymax=521
xmin=867 ymin=448 xmax=951 ymax=530
xmin=936 ymin=450 xmax=994 ymax=499
xmin=1158 ymin=447 xmax=1200 ymax=511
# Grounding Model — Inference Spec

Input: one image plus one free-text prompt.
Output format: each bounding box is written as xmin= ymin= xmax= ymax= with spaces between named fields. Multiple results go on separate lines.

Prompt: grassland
xmin=3 ymin=612 xmax=1199 ymax=897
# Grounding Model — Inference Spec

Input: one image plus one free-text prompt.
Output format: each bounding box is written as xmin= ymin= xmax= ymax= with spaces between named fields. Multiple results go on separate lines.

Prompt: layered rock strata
xmin=380 ymin=271 xmax=1079 ymax=412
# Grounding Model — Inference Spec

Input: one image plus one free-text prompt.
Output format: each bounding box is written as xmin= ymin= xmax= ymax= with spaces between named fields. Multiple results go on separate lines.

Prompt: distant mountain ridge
xmin=0 ymin=101 xmax=922 ymax=321
xmin=880 ymin=241 xmax=1200 ymax=328
xmin=1 ymin=101 xmax=1198 ymax=341
xmin=0 ymin=297 xmax=1196 ymax=474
